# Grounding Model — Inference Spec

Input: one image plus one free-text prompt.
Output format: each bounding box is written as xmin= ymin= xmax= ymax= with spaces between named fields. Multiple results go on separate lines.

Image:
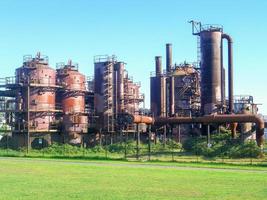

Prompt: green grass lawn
xmin=0 ymin=158 xmax=267 ymax=200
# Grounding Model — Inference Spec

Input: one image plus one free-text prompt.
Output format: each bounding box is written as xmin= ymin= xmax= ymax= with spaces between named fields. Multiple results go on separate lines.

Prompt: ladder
xmin=197 ymin=36 xmax=201 ymax=68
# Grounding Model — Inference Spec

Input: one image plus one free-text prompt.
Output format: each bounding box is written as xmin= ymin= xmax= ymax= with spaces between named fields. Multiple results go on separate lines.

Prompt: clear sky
xmin=0 ymin=0 xmax=266 ymax=114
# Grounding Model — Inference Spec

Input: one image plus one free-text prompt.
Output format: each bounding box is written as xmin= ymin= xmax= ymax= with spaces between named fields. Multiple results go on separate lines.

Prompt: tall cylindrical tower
xmin=200 ymin=29 xmax=222 ymax=115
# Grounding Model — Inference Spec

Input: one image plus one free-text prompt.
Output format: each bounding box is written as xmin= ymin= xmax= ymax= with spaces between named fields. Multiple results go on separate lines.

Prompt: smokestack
xmin=155 ymin=56 xmax=162 ymax=76
xmin=166 ymin=43 xmax=172 ymax=72
xmin=166 ymin=44 xmax=174 ymax=116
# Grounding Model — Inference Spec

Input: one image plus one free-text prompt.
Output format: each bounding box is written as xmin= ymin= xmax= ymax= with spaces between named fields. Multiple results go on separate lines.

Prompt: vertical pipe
xmin=207 ymin=125 xmax=210 ymax=147
xmin=166 ymin=43 xmax=172 ymax=72
xmin=148 ymin=125 xmax=151 ymax=161
xmin=166 ymin=43 xmax=174 ymax=117
xmin=160 ymin=77 xmax=166 ymax=117
xmin=163 ymin=125 xmax=167 ymax=147
xmin=136 ymin=124 xmax=140 ymax=160
xmin=230 ymin=122 xmax=238 ymax=139
xmin=222 ymin=34 xmax=234 ymax=113
xmin=155 ymin=56 xmax=162 ymax=76
xmin=27 ymin=76 xmax=30 ymax=153
xmin=220 ymin=38 xmax=225 ymax=107
xmin=169 ymin=76 xmax=175 ymax=116
xmin=178 ymin=124 xmax=181 ymax=143
xmin=117 ymin=62 xmax=124 ymax=113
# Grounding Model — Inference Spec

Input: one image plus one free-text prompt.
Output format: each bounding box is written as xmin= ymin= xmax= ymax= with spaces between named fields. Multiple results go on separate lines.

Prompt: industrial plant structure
xmin=150 ymin=21 xmax=265 ymax=147
xmin=94 ymin=55 xmax=144 ymax=133
xmin=0 ymin=54 xmax=145 ymax=148
xmin=0 ymin=21 xmax=265 ymax=149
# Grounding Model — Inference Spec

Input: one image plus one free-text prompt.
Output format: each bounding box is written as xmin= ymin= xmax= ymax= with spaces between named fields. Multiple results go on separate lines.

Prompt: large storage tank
xmin=200 ymin=27 xmax=223 ymax=115
xmin=15 ymin=53 xmax=56 ymax=131
xmin=57 ymin=61 xmax=87 ymax=144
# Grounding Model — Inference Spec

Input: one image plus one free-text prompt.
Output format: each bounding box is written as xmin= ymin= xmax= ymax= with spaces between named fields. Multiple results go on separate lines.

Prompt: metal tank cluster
xmin=150 ymin=21 xmax=265 ymax=147
xmin=0 ymin=53 xmax=89 ymax=147
xmin=0 ymin=21 xmax=265 ymax=149
xmin=0 ymin=53 xmax=145 ymax=148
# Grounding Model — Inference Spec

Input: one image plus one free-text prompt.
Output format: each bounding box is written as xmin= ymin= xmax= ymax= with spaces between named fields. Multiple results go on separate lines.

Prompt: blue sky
xmin=0 ymin=0 xmax=266 ymax=114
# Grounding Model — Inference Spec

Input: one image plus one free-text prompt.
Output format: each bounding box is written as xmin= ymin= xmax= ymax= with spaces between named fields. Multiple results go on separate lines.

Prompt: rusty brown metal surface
xmin=230 ymin=122 xmax=238 ymax=138
xmin=133 ymin=115 xmax=153 ymax=125
xmin=154 ymin=114 xmax=265 ymax=147
xmin=57 ymin=62 xmax=87 ymax=143
xmin=62 ymin=96 xmax=85 ymax=113
xmin=16 ymin=55 xmax=56 ymax=131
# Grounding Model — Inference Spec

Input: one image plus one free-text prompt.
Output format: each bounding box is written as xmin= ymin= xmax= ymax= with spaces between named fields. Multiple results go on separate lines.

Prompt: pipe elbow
xmin=254 ymin=115 xmax=265 ymax=129
xmin=222 ymin=33 xmax=233 ymax=43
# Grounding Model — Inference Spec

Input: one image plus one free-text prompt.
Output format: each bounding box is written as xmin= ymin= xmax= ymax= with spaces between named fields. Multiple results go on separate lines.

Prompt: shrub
xmin=182 ymin=133 xmax=262 ymax=158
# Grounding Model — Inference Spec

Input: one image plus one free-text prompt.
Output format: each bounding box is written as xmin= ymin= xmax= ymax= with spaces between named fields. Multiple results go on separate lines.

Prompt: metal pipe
xmin=27 ymin=77 xmax=30 ymax=153
xmin=220 ymin=38 xmax=225 ymax=107
xmin=166 ymin=43 xmax=172 ymax=72
xmin=222 ymin=34 xmax=233 ymax=113
xmin=115 ymin=62 xmax=124 ymax=113
xmin=230 ymin=122 xmax=238 ymax=139
xmin=154 ymin=114 xmax=265 ymax=147
xmin=166 ymin=43 xmax=174 ymax=116
xmin=169 ymin=76 xmax=175 ymax=116
xmin=132 ymin=115 xmax=153 ymax=124
xmin=155 ymin=56 xmax=162 ymax=76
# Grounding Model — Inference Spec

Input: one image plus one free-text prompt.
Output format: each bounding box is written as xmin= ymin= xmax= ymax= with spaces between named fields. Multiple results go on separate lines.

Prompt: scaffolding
xmin=94 ymin=56 xmax=145 ymax=134
xmin=173 ymin=64 xmax=201 ymax=117
xmin=103 ymin=61 xmax=114 ymax=132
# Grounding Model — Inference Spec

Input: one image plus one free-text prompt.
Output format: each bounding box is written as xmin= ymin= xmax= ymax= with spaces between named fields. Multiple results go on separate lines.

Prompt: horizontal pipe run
xmin=154 ymin=114 xmax=265 ymax=147
xmin=133 ymin=115 xmax=154 ymax=125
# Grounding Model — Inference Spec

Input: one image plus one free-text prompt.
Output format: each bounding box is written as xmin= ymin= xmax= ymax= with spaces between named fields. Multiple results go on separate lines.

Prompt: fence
xmin=0 ymin=132 xmax=266 ymax=166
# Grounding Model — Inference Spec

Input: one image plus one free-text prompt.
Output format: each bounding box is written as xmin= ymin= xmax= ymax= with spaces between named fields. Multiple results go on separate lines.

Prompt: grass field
xmin=0 ymin=158 xmax=267 ymax=200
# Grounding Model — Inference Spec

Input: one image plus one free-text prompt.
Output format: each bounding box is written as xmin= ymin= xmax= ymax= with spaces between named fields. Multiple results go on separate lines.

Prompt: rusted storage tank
xmin=15 ymin=53 xmax=56 ymax=131
xmin=57 ymin=61 xmax=87 ymax=144
xmin=200 ymin=27 xmax=223 ymax=115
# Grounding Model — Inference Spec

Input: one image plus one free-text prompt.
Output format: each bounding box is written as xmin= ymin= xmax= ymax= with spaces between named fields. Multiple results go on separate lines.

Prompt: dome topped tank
xmin=57 ymin=60 xmax=87 ymax=144
xmin=15 ymin=53 xmax=56 ymax=131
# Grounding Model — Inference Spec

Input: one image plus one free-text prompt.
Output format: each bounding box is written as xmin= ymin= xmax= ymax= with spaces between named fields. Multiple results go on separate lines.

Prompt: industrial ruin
xmin=0 ymin=21 xmax=265 ymax=149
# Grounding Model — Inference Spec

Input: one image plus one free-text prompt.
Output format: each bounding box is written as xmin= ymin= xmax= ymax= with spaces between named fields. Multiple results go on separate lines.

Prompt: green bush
xmin=183 ymin=133 xmax=262 ymax=158
xmin=228 ymin=141 xmax=261 ymax=158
